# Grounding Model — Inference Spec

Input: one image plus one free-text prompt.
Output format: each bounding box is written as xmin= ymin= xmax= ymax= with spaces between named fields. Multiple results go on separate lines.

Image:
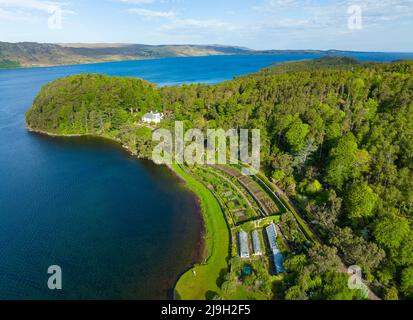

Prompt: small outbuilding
xmin=251 ymin=230 xmax=262 ymax=256
xmin=238 ymin=230 xmax=250 ymax=259
xmin=272 ymin=247 xmax=286 ymax=274
xmin=265 ymin=223 xmax=278 ymax=250
xmin=265 ymin=223 xmax=285 ymax=273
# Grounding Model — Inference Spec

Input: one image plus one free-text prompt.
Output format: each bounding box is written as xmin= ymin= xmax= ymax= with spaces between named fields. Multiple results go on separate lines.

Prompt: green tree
xmin=284 ymin=254 xmax=307 ymax=272
xmin=307 ymin=245 xmax=341 ymax=275
xmin=374 ymin=214 xmax=410 ymax=250
xmin=325 ymin=133 xmax=369 ymax=189
xmin=272 ymin=169 xmax=286 ymax=183
xmin=305 ymin=179 xmax=323 ymax=195
xmin=400 ymin=266 xmax=413 ymax=299
xmin=285 ymin=119 xmax=310 ymax=153
xmin=396 ymin=233 xmax=413 ymax=266
xmin=384 ymin=287 xmax=399 ymax=300
xmin=284 ymin=285 xmax=308 ymax=300
xmin=345 ymin=183 xmax=378 ymax=220
xmin=330 ymin=227 xmax=385 ymax=272
xmin=322 ymin=272 xmax=355 ymax=300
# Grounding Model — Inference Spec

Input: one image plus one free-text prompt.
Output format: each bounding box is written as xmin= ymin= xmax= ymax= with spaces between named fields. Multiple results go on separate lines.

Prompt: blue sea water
xmin=0 ymin=53 xmax=412 ymax=299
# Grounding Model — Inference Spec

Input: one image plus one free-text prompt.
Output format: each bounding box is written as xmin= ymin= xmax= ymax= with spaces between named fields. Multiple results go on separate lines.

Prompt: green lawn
xmin=234 ymin=215 xmax=281 ymax=233
xmin=227 ymin=284 xmax=271 ymax=300
xmin=173 ymin=164 xmax=230 ymax=300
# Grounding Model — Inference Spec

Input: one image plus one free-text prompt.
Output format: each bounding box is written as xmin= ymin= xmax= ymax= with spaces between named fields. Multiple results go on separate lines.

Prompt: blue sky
xmin=0 ymin=0 xmax=412 ymax=51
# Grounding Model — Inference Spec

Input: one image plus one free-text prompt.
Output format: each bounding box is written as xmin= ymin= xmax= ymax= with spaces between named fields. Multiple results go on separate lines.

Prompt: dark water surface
xmin=0 ymin=53 xmax=412 ymax=299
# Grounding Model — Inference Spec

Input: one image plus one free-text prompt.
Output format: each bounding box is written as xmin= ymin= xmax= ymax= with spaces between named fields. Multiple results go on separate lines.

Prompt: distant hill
xmin=0 ymin=42 xmax=259 ymax=68
xmin=1 ymin=42 xmax=338 ymax=69
xmin=0 ymin=59 xmax=21 ymax=69
xmin=3 ymin=42 xmax=393 ymax=70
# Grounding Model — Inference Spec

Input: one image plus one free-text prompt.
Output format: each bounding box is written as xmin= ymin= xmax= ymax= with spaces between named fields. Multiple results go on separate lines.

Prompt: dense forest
xmin=26 ymin=57 xmax=413 ymax=299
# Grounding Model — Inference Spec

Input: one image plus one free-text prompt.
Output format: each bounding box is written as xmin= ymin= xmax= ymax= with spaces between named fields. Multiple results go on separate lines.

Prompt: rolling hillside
xmin=0 ymin=42 xmax=254 ymax=68
xmin=0 ymin=41 xmax=333 ymax=69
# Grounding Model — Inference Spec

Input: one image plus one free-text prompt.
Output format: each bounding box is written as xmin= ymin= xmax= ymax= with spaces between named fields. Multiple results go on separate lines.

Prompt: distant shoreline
xmin=0 ymin=55 xmax=172 ymax=71
xmin=3 ymin=41 xmax=412 ymax=71
xmin=4 ymin=51 xmax=413 ymax=71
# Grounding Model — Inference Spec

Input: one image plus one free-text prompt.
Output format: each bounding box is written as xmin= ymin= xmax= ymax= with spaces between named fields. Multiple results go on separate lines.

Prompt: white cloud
xmin=117 ymin=0 xmax=156 ymax=4
xmin=0 ymin=0 xmax=75 ymax=29
xmin=253 ymin=0 xmax=413 ymax=34
xmin=0 ymin=0 xmax=76 ymax=18
xmin=268 ymin=0 xmax=301 ymax=7
xmin=160 ymin=18 xmax=230 ymax=30
xmin=254 ymin=0 xmax=309 ymax=11
xmin=0 ymin=0 xmax=60 ymax=11
xmin=345 ymin=0 xmax=413 ymax=23
xmin=127 ymin=8 xmax=175 ymax=18
xmin=121 ymin=0 xmax=232 ymax=34
xmin=0 ymin=7 xmax=35 ymax=21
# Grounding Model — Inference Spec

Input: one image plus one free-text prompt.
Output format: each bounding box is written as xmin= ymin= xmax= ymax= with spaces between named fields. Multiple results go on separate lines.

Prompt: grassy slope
xmin=0 ymin=59 xmax=21 ymax=69
xmin=173 ymin=164 xmax=230 ymax=300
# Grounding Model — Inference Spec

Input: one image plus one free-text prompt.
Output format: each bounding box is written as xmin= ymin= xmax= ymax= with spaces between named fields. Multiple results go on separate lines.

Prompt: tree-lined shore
xmin=26 ymin=57 xmax=413 ymax=300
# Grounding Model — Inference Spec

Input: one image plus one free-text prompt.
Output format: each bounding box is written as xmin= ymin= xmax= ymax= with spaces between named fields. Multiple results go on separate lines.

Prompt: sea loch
xmin=1 ymin=53 xmax=412 ymax=299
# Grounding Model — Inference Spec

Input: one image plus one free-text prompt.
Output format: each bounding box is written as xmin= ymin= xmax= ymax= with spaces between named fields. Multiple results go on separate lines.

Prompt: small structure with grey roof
xmin=265 ymin=223 xmax=286 ymax=273
xmin=238 ymin=230 xmax=250 ymax=258
xmin=251 ymin=230 xmax=262 ymax=256
xmin=265 ymin=223 xmax=278 ymax=250
xmin=272 ymin=247 xmax=286 ymax=273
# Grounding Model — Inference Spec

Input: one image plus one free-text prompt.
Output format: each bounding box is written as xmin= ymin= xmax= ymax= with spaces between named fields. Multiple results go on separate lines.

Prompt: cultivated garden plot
xmin=181 ymin=163 xmax=295 ymax=297
xmin=191 ymin=166 xmax=260 ymax=226
xmin=212 ymin=165 xmax=280 ymax=216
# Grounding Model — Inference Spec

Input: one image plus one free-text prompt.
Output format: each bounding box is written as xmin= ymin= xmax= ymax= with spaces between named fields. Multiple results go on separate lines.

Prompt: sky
xmin=0 ymin=0 xmax=412 ymax=51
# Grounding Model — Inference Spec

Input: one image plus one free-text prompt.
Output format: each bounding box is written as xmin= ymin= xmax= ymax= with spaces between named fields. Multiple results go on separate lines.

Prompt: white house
xmin=142 ymin=111 xmax=164 ymax=124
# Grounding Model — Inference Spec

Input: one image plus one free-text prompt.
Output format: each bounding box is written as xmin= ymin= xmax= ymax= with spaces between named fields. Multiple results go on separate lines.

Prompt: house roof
xmin=143 ymin=111 xmax=162 ymax=119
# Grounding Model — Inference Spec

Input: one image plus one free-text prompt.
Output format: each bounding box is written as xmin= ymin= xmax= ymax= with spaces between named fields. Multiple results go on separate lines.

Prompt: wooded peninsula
xmin=26 ymin=57 xmax=413 ymax=300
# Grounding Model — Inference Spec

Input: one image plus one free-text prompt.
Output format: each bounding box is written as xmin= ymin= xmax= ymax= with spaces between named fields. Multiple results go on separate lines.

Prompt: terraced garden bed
xmin=212 ymin=165 xmax=280 ymax=216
